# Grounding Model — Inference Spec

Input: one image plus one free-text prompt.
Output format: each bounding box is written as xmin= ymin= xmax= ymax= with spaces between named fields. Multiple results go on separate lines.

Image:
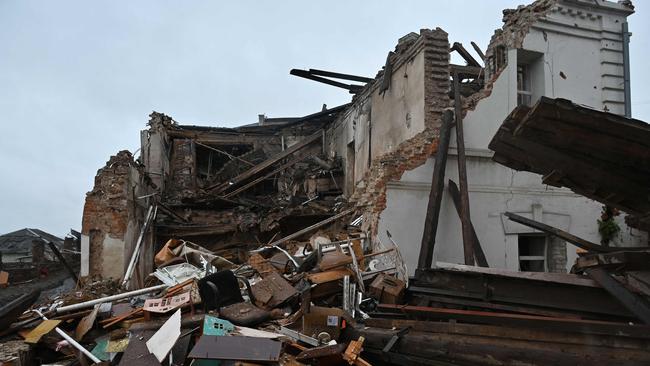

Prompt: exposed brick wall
xmin=547 ymin=236 xmax=567 ymax=273
xmin=81 ymin=151 xmax=134 ymax=277
xmin=167 ymin=139 xmax=197 ymax=200
xmin=350 ymin=28 xmax=451 ymax=240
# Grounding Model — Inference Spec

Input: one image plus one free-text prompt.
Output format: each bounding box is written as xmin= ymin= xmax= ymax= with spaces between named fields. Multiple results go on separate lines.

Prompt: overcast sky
xmin=1 ymin=1 xmax=649 ymax=238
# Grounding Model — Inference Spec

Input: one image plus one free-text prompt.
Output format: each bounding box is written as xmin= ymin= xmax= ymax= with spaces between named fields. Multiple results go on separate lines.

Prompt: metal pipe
xmin=622 ymin=22 xmax=632 ymax=118
xmin=56 ymin=284 xmax=167 ymax=313
xmin=33 ymin=309 xmax=101 ymax=363
xmin=122 ymin=205 xmax=155 ymax=288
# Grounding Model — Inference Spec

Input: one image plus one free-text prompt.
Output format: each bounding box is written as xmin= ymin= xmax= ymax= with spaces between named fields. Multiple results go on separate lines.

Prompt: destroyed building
xmin=81 ymin=0 xmax=643 ymax=282
xmin=5 ymin=1 xmax=650 ymax=365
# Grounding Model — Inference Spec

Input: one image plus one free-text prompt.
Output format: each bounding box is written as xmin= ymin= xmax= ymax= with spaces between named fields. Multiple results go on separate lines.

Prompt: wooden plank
xmin=575 ymin=251 xmax=650 ymax=271
xmin=354 ymin=325 xmax=650 ymax=366
xmin=413 ymin=266 xmax=632 ymax=317
xmin=308 ymin=68 xmax=373 ymax=83
xmin=489 ymin=98 xmax=650 ymax=217
xmin=418 ymin=109 xmax=453 ymax=270
xmin=415 ymin=294 xmax=582 ymax=319
xmin=290 ymin=69 xmax=363 ymax=93
xmin=447 ymin=180 xmax=488 ymax=267
xmin=431 ymin=262 xmax=600 ymax=287
xmin=364 ymin=318 xmax=650 ymax=350
xmin=470 ymin=41 xmax=485 ymax=61
xmin=222 ymin=154 xmax=311 ymax=198
xmin=586 ymin=267 xmax=650 ymax=325
xmin=451 ymin=42 xmax=481 ymax=68
xmin=452 ymin=72 xmax=475 ymax=265
xmin=267 ymin=208 xmax=355 ymax=247
xmin=376 ymin=304 xmax=650 ymax=339
xmin=504 ymin=212 xmax=646 ymax=253
xmin=307 ymin=268 xmax=353 ymax=284
xmin=208 ymin=131 xmax=322 ymax=193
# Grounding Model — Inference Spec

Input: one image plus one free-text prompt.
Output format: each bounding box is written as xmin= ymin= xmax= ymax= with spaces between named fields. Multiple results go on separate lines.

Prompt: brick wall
xmin=350 ymin=28 xmax=451 ymax=239
xmin=547 ymin=236 xmax=567 ymax=273
xmin=81 ymin=150 xmax=134 ymax=277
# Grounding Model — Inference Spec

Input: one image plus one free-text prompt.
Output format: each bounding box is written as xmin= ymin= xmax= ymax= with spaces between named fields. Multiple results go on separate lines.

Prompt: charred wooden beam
xmin=447 ymin=179 xmax=488 ymax=267
xmin=290 ymin=69 xmax=364 ymax=93
xmin=452 ymin=72 xmax=475 ymax=265
xmin=585 ymin=267 xmax=650 ymax=325
xmin=307 ymin=68 xmax=373 ymax=83
xmin=451 ymin=42 xmax=481 ymax=68
xmin=418 ymin=109 xmax=453 ymax=270
xmin=470 ymin=41 xmax=485 ymax=61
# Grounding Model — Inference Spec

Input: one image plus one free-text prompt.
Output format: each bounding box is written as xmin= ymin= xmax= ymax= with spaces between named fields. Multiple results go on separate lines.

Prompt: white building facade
xmin=376 ymin=0 xmax=646 ymax=274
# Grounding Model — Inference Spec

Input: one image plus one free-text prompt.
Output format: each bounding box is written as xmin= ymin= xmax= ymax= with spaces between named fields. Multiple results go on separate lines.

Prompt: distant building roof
xmin=0 ymin=228 xmax=64 ymax=254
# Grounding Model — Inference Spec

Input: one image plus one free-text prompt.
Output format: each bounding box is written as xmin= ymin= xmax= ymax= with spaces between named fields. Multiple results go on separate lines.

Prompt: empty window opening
xmin=518 ymin=235 xmax=547 ymax=272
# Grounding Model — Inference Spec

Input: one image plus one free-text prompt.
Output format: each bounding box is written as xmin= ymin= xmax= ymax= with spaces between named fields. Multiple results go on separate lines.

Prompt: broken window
xmin=518 ymin=235 xmax=546 ymax=272
xmin=517 ymin=64 xmax=533 ymax=106
xmin=516 ymin=49 xmax=544 ymax=106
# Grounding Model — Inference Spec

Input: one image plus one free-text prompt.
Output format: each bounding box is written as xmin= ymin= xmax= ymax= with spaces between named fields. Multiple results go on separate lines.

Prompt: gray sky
xmin=1 ymin=1 xmax=649 ymax=238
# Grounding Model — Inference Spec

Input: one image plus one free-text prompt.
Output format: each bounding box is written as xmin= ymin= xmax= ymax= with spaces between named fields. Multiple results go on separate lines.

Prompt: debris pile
xmin=0 ymin=210 xmax=412 ymax=365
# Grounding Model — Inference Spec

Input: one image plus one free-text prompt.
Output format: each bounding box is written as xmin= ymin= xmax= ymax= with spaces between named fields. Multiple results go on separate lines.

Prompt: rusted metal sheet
xmin=188 ymin=335 xmax=282 ymax=362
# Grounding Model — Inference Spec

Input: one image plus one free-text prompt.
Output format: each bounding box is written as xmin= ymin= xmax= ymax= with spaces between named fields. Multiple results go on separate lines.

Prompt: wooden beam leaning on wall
xmin=208 ymin=131 xmax=322 ymax=194
xmin=418 ymin=109 xmax=454 ymax=270
xmin=447 ymin=180 xmax=488 ymax=267
xmin=504 ymin=212 xmax=649 ymax=253
xmin=452 ymin=71 xmax=476 ymax=265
